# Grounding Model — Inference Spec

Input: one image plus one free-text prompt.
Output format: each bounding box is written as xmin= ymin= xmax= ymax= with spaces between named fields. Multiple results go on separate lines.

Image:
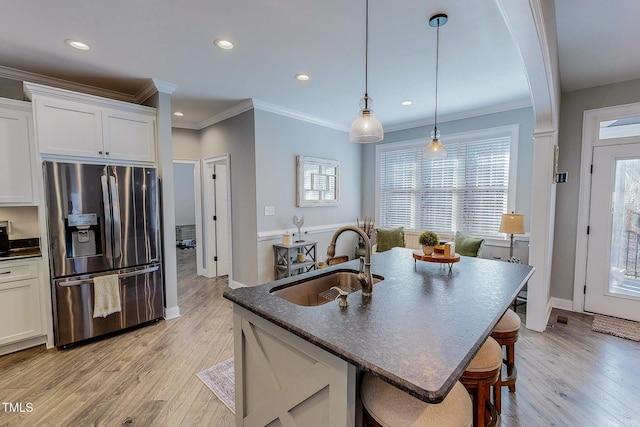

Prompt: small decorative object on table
xmin=356 ymin=216 xmax=375 ymax=257
xmin=418 ymin=230 xmax=439 ymax=255
xmin=292 ymin=215 xmax=305 ymax=242
xmin=412 ymin=250 xmax=460 ymax=272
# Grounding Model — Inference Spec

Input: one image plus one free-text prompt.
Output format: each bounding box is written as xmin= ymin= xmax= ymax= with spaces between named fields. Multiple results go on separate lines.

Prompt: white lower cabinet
xmin=0 ymin=259 xmax=44 ymax=347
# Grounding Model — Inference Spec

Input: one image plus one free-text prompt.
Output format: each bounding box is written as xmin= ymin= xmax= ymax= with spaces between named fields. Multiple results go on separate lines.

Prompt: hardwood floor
xmin=0 ymin=248 xmax=234 ymax=427
xmin=1 ymin=250 xmax=639 ymax=426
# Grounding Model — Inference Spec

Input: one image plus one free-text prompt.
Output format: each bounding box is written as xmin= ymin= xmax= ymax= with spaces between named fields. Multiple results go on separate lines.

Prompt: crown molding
xmin=136 ymin=79 xmax=178 ymax=102
xmin=197 ymin=99 xmax=255 ymax=129
xmin=251 ymin=99 xmax=347 ymax=131
xmin=0 ymin=65 xmax=137 ymax=103
xmin=383 ymin=97 xmax=533 ymax=133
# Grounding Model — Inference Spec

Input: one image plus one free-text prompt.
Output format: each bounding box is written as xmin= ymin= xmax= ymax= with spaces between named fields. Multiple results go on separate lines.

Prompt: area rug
xmin=591 ymin=314 xmax=640 ymax=342
xmin=197 ymin=358 xmax=235 ymax=414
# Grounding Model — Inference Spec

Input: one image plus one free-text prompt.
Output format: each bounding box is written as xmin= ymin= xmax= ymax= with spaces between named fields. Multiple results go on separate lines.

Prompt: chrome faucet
xmin=326 ymin=225 xmax=374 ymax=296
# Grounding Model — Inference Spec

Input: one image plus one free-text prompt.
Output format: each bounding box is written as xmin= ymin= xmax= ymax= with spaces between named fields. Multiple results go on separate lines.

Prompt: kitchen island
xmin=224 ymin=247 xmax=534 ymax=426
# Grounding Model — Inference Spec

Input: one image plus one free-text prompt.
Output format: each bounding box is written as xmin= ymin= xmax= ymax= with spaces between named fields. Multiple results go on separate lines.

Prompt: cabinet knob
xmin=105 ymin=152 xmax=110 ymax=156
xmin=98 ymin=151 xmax=103 ymax=155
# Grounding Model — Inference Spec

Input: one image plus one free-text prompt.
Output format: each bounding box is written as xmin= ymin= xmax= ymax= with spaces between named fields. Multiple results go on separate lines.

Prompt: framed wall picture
xmin=296 ymin=155 xmax=340 ymax=207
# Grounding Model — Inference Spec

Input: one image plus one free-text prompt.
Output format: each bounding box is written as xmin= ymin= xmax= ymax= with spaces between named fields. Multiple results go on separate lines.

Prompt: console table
xmin=273 ymin=241 xmax=317 ymax=279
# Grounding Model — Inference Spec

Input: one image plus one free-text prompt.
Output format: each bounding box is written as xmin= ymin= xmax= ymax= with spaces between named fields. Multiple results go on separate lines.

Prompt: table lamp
xmin=499 ymin=212 xmax=525 ymax=259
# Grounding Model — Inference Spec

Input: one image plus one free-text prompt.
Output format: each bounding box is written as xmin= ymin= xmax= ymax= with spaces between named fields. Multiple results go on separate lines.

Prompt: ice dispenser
xmin=66 ymin=213 xmax=101 ymax=257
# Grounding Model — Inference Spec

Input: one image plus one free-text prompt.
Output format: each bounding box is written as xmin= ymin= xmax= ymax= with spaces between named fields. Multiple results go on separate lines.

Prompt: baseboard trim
xmin=229 ymin=280 xmax=247 ymax=289
xmin=164 ymin=306 xmax=181 ymax=320
xmin=0 ymin=335 xmax=47 ymax=356
xmin=551 ymin=297 xmax=573 ymax=311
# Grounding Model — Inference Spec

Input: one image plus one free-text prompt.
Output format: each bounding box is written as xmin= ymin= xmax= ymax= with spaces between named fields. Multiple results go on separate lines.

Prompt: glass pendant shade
xmin=349 ymin=96 xmax=384 ymax=143
xmin=424 ymin=128 xmax=447 ymax=158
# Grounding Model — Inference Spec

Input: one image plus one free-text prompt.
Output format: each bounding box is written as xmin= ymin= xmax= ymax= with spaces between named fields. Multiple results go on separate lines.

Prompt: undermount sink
xmin=270 ymin=269 xmax=384 ymax=306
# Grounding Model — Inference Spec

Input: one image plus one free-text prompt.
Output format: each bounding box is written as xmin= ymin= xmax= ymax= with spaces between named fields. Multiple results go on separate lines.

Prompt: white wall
xmin=173 ymin=163 xmax=196 ymax=226
xmin=0 ymin=206 xmax=40 ymax=239
xmin=172 ymin=128 xmax=201 ymax=159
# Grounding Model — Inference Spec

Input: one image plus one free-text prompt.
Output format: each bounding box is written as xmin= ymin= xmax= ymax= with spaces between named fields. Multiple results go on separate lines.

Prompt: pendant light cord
xmin=364 ymin=0 xmax=370 ymax=109
xmin=434 ymin=19 xmax=440 ymax=133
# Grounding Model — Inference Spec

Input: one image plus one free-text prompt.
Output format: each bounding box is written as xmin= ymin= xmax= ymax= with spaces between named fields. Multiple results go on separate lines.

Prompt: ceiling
xmin=1 ymin=1 xmax=639 ymax=131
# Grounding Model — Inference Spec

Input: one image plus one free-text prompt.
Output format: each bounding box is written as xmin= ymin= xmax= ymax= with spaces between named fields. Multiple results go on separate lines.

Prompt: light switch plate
xmin=264 ymin=206 xmax=275 ymax=216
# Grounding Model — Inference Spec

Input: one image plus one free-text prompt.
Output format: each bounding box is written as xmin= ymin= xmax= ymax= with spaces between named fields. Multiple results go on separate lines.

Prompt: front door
xmin=585 ymin=143 xmax=640 ymax=322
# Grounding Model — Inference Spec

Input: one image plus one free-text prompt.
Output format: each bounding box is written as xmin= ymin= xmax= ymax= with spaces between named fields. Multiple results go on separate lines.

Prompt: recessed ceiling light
xmin=401 ymin=100 xmax=412 ymax=106
xmin=214 ymin=38 xmax=234 ymax=50
xmin=65 ymin=39 xmax=90 ymax=50
xmin=173 ymin=112 xmax=184 ymax=117
xmin=295 ymin=74 xmax=310 ymax=81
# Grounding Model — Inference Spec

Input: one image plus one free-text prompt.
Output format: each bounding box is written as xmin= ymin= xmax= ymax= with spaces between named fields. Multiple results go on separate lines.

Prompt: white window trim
xmin=374 ymin=124 xmax=519 ymax=239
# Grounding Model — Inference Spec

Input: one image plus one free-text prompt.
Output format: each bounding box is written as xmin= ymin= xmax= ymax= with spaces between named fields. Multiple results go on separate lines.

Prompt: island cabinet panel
xmin=0 ymin=100 xmax=35 ymax=205
xmin=233 ymin=306 xmax=357 ymax=427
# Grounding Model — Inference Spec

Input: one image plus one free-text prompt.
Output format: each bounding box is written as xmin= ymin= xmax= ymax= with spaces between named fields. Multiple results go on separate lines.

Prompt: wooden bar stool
xmin=361 ymin=374 xmax=473 ymax=427
xmin=490 ymin=308 xmax=521 ymax=414
xmin=460 ymin=337 xmax=502 ymax=427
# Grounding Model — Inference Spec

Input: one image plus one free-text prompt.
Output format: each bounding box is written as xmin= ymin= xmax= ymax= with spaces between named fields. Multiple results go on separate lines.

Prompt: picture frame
xmin=296 ymin=155 xmax=340 ymax=207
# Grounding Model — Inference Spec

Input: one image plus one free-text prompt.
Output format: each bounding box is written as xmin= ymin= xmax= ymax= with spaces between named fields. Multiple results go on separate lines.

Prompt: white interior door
xmin=214 ymin=164 xmax=229 ymax=276
xmin=206 ymin=162 xmax=230 ymax=278
xmin=585 ymin=143 xmax=640 ymax=321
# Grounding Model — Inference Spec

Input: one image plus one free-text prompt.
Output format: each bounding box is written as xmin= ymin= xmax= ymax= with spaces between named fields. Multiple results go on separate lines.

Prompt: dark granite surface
xmin=0 ymin=238 xmax=41 ymax=261
xmin=224 ymin=247 xmax=534 ymax=403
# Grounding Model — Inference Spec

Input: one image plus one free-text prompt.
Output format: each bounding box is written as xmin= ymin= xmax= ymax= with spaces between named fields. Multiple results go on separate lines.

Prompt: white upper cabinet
xmin=24 ymin=82 xmax=157 ymax=164
xmin=103 ymin=108 xmax=156 ymax=163
xmin=0 ymin=99 xmax=35 ymax=205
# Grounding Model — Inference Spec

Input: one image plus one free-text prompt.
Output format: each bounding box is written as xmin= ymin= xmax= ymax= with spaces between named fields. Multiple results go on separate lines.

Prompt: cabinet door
xmin=0 ymin=261 xmax=42 ymax=345
xmin=34 ymin=97 xmax=103 ymax=158
xmin=103 ymin=109 xmax=156 ymax=163
xmin=0 ymin=107 xmax=34 ymax=204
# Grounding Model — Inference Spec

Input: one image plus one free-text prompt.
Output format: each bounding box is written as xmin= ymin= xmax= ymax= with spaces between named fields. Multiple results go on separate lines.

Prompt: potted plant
xmin=418 ymin=230 xmax=439 ymax=255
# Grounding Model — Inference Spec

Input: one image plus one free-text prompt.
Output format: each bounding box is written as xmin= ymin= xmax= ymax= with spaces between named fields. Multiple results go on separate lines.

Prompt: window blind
xmin=378 ymin=133 xmax=512 ymax=238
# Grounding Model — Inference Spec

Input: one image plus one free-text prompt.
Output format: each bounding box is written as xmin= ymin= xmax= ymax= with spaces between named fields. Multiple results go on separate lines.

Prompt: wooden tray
xmin=412 ymin=250 xmax=460 ymax=271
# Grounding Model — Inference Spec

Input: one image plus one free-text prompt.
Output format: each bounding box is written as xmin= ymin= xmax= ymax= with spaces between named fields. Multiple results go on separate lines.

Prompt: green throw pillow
xmin=376 ymin=227 xmax=405 ymax=252
xmin=455 ymin=231 xmax=484 ymax=257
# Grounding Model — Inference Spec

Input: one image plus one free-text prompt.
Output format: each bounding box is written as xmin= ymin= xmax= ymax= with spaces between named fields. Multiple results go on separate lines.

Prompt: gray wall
xmin=362 ymin=107 xmax=535 ymax=230
xmin=172 ymin=128 xmax=201 ymax=159
xmin=253 ymin=110 xmax=362 ymax=232
xmin=551 ymin=78 xmax=640 ymax=300
xmin=200 ymin=110 xmax=258 ymax=285
xmin=173 ymin=163 xmax=196 ymax=226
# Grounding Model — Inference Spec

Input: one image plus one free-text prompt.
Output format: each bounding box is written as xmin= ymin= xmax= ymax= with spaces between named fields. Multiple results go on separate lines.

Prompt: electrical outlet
xmin=264 ymin=206 xmax=275 ymax=216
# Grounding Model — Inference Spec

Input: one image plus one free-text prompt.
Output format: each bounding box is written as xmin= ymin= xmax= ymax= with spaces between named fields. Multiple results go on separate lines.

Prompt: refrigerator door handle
xmin=57 ymin=265 xmax=160 ymax=287
xmin=101 ymin=175 xmax=113 ymax=260
xmin=110 ymin=175 xmax=122 ymax=259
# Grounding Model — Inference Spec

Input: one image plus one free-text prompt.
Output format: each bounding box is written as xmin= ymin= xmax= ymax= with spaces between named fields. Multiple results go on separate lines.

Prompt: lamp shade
xmin=424 ymin=137 xmax=447 ymax=158
xmin=349 ymin=109 xmax=384 ymax=143
xmin=499 ymin=213 xmax=525 ymax=235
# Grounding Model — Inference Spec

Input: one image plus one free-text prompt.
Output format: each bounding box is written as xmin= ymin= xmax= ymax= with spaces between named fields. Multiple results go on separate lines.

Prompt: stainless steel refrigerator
xmin=43 ymin=161 xmax=163 ymax=347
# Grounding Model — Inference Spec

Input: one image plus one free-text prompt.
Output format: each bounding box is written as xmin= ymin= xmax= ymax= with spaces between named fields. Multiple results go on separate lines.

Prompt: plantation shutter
xmin=378 ymin=133 xmax=511 ymax=237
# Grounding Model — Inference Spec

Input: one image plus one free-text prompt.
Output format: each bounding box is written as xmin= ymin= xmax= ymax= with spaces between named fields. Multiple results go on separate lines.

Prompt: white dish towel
xmin=93 ymin=274 xmax=122 ymax=318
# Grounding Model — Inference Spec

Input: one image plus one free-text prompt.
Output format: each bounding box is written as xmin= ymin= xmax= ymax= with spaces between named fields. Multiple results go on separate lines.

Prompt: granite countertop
xmin=224 ymin=247 xmax=534 ymax=403
xmin=0 ymin=247 xmax=42 ymax=261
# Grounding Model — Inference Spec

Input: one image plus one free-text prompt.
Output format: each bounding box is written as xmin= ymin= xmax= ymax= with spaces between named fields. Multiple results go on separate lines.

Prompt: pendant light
xmin=424 ymin=13 xmax=448 ymax=158
xmin=348 ymin=0 xmax=384 ymax=143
